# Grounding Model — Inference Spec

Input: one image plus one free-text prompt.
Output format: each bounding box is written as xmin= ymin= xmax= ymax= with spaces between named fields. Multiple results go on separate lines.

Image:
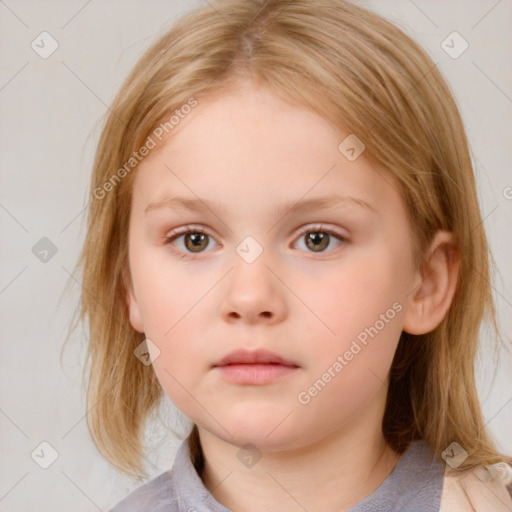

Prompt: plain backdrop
xmin=0 ymin=1 xmax=511 ymax=510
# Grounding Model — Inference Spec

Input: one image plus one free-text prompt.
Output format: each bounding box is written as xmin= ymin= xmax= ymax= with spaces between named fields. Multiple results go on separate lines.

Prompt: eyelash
xmin=164 ymin=224 xmax=348 ymax=259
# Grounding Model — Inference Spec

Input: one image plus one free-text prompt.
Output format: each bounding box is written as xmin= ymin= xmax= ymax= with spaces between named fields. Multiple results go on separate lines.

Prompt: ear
xmin=402 ymin=230 xmax=460 ymax=335
xmin=122 ymin=266 xmax=145 ymax=333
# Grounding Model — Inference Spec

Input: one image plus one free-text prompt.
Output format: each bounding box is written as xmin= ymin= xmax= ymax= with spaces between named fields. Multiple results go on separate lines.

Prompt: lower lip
xmin=215 ymin=363 xmax=298 ymax=385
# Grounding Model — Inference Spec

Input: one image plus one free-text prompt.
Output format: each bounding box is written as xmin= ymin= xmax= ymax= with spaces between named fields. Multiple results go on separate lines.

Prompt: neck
xmin=197 ymin=388 xmax=402 ymax=512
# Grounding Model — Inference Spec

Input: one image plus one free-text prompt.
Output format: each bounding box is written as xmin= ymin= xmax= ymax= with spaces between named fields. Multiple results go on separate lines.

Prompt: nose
xmin=220 ymin=256 xmax=287 ymax=325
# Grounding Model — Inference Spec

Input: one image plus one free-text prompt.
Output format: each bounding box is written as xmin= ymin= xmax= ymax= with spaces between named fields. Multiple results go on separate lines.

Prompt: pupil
xmin=191 ymin=234 xmax=202 ymax=245
xmin=186 ymin=233 xmax=207 ymax=251
xmin=307 ymin=232 xmax=328 ymax=251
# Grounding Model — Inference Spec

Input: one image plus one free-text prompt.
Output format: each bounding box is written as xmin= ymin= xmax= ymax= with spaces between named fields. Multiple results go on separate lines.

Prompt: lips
xmin=213 ymin=348 xmax=298 ymax=368
xmin=212 ymin=348 xmax=299 ymax=385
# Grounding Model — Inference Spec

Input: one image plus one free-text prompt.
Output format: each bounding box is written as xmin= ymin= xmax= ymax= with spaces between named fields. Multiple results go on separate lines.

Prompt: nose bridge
xmin=220 ymin=235 xmax=286 ymax=323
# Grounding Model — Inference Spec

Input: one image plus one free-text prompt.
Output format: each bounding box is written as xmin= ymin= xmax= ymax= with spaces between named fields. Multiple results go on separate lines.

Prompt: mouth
xmin=212 ymin=348 xmax=300 ymax=385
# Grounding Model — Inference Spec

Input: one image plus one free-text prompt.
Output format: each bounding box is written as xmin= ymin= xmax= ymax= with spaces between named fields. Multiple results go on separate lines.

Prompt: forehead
xmin=132 ymin=82 xmax=404 ymax=218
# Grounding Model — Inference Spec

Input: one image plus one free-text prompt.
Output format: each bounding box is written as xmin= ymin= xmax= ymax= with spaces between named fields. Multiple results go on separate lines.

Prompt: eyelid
xmin=166 ymin=224 xmax=209 ymax=238
xmin=165 ymin=223 xmax=348 ymax=240
xmin=294 ymin=223 xmax=348 ymax=241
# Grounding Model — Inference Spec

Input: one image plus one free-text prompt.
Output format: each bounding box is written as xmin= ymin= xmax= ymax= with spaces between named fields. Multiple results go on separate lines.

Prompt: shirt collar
xmin=172 ymin=436 xmax=232 ymax=512
xmin=171 ymin=434 xmax=445 ymax=512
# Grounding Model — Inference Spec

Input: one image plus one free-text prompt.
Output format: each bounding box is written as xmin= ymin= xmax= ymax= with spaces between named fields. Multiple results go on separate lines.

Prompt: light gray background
xmin=0 ymin=1 xmax=511 ymax=510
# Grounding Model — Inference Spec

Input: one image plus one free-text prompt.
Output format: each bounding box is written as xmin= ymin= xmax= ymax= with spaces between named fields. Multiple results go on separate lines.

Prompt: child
xmin=70 ymin=0 xmax=512 ymax=510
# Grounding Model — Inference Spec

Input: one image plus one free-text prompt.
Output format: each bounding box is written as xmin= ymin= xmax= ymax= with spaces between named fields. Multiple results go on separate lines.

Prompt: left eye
xmin=165 ymin=225 xmax=346 ymax=256
xmin=294 ymin=226 xmax=346 ymax=253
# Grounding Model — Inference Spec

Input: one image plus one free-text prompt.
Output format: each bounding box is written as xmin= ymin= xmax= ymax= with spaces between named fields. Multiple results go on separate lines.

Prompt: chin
xmin=220 ymin=411 xmax=301 ymax=451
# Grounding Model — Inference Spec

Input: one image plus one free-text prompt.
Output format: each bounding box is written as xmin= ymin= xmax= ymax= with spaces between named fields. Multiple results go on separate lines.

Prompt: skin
xmin=126 ymin=79 xmax=459 ymax=511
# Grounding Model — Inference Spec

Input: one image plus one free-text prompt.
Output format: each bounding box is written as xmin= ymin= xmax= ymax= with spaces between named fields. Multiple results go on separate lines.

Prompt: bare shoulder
xmin=439 ymin=462 xmax=512 ymax=512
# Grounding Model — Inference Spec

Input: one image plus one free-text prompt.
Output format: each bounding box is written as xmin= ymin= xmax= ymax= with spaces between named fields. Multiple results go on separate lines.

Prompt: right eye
xmin=165 ymin=226 xmax=219 ymax=257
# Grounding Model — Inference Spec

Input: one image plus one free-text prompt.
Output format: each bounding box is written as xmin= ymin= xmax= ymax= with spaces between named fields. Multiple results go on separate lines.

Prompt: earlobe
xmin=402 ymin=231 xmax=460 ymax=335
xmin=123 ymin=268 xmax=145 ymax=333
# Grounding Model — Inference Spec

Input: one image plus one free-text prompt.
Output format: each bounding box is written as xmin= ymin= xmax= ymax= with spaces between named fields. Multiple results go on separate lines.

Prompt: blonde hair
xmin=63 ymin=0 xmax=511 ymax=479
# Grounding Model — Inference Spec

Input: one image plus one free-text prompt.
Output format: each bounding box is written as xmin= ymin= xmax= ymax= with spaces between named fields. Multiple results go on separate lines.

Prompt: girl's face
xmin=126 ymin=80 xmax=418 ymax=451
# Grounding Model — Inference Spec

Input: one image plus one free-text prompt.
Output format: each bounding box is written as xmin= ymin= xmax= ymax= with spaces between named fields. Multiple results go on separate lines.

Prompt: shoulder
xmin=109 ymin=470 xmax=177 ymax=512
xmin=439 ymin=462 xmax=512 ymax=512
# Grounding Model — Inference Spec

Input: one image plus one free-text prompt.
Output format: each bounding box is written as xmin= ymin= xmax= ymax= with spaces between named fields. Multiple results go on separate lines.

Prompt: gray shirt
xmin=110 ymin=437 xmax=445 ymax=511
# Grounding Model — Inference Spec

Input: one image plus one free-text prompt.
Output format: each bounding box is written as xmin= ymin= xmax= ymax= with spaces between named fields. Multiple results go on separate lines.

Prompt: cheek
xmin=294 ymin=260 xmax=405 ymax=428
xmin=131 ymin=254 xmax=215 ymax=377
xmin=296 ymin=245 xmax=410 ymax=396
xmin=131 ymin=241 xmax=202 ymax=327
xmin=308 ymin=254 xmax=408 ymax=342
xmin=135 ymin=266 xmax=211 ymax=412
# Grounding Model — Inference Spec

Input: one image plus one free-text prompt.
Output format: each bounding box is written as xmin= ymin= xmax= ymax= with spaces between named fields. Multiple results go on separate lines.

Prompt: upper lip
xmin=213 ymin=348 xmax=299 ymax=367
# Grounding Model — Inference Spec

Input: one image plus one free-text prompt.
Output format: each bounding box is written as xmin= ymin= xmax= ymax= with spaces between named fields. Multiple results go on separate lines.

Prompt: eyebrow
xmin=144 ymin=194 xmax=377 ymax=218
